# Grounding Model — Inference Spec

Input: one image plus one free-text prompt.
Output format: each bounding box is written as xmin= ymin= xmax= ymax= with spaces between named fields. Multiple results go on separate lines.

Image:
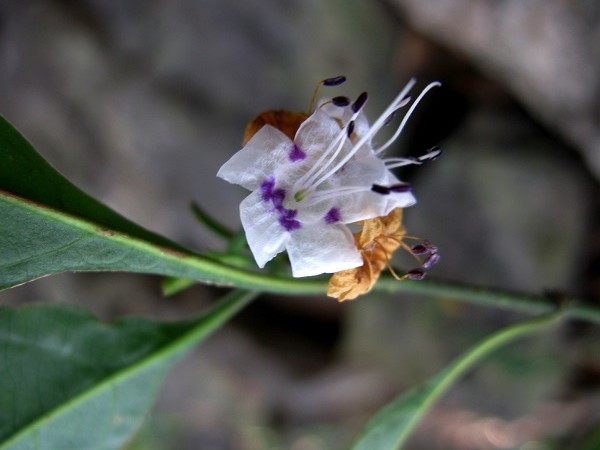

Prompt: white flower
xmin=217 ymin=78 xmax=440 ymax=277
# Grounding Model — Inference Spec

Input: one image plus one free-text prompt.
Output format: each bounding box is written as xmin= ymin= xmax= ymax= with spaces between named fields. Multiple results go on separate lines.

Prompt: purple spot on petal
xmin=324 ymin=207 xmax=341 ymax=224
xmin=280 ymin=208 xmax=297 ymax=220
xmin=279 ymin=209 xmax=301 ymax=231
xmin=259 ymin=175 xmax=301 ymax=231
xmin=272 ymin=188 xmax=286 ymax=208
xmin=260 ymin=176 xmax=276 ymax=201
xmin=289 ymin=144 xmax=306 ymax=162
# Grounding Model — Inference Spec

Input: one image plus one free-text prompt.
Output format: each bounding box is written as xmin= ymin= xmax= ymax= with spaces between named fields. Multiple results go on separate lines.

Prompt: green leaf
xmin=161 ymin=276 xmax=197 ymax=296
xmin=0 ymin=290 xmax=256 ymax=450
xmin=0 ymin=116 xmax=182 ymax=251
xmin=190 ymin=201 xmax=235 ymax=240
xmin=0 ymin=115 xmax=322 ymax=294
xmin=351 ymin=311 xmax=562 ymax=450
xmin=0 ymin=188 xmax=325 ymax=294
xmin=0 ymin=113 xmax=197 ymax=289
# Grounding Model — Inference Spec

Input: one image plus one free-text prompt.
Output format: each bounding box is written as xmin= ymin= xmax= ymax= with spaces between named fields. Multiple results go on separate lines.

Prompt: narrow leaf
xmin=0 ymin=290 xmax=256 ymax=450
xmin=0 ymin=116 xmax=181 ymax=250
xmin=161 ymin=276 xmax=196 ymax=296
xmin=190 ymin=201 xmax=235 ymax=240
xmin=0 ymin=115 xmax=324 ymax=295
xmin=351 ymin=311 xmax=562 ymax=450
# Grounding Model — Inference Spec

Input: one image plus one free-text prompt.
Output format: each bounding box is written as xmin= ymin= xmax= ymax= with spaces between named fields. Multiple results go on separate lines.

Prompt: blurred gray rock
xmin=0 ymin=0 xmax=398 ymax=250
xmin=411 ymin=106 xmax=592 ymax=293
xmin=388 ymin=0 xmax=600 ymax=180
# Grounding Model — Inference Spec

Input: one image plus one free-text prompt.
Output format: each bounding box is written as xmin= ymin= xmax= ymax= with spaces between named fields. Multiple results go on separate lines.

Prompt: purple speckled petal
xmin=271 ymin=189 xmax=286 ymax=208
xmin=324 ymin=207 xmax=341 ymax=224
xmin=240 ymin=190 xmax=289 ymax=268
xmin=260 ymin=176 xmax=276 ymax=201
xmin=289 ymin=144 xmax=306 ymax=162
xmin=279 ymin=210 xmax=301 ymax=231
xmin=217 ymin=125 xmax=293 ymax=191
xmin=260 ymin=176 xmax=301 ymax=231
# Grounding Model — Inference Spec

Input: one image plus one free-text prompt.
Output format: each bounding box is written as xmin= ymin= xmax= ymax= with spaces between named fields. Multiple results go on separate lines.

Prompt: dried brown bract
xmin=242 ymin=110 xmax=308 ymax=145
xmin=327 ymin=208 xmax=406 ymax=301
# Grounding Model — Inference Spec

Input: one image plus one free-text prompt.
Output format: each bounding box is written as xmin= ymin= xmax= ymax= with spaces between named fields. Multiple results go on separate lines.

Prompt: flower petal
xmin=286 ymin=224 xmax=363 ymax=277
xmin=217 ymin=125 xmax=293 ymax=190
xmin=381 ymin=170 xmax=416 ymax=214
xmin=240 ymin=190 xmax=289 ymax=268
xmin=319 ymin=101 xmax=371 ymax=140
xmin=326 ymin=154 xmax=414 ymax=223
xmin=294 ymin=108 xmax=344 ymax=162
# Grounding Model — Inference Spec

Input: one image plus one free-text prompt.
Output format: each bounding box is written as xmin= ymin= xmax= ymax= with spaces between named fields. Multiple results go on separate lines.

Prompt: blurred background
xmin=1 ymin=1 xmax=599 ymax=449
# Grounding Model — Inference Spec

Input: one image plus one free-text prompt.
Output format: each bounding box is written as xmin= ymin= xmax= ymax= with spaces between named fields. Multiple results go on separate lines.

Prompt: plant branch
xmin=352 ymin=309 xmax=563 ymax=449
xmin=211 ymin=269 xmax=600 ymax=324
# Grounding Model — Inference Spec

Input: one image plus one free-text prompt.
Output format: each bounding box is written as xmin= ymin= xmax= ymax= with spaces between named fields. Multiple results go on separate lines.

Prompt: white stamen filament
xmin=302 ymin=185 xmax=372 ymax=206
xmin=386 ymin=162 xmax=420 ymax=170
xmin=305 ymin=79 xmax=417 ymax=193
xmin=384 ymin=157 xmax=422 ymax=169
xmin=418 ymin=147 xmax=442 ymax=161
xmin=375 ymin=81 xmax=441 ymax=155
xmin=384 ymin=146 xmax=442 ymax=170
xmin=294 ymin=106 xmax=363 ymax=194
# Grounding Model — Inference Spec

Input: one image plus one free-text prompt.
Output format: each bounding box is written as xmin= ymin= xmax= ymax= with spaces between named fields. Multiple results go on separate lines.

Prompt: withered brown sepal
xmin=327 ymin=208 xmax=405 ymax=301
xmin=242 ymin=110 xmax=309 ymax=145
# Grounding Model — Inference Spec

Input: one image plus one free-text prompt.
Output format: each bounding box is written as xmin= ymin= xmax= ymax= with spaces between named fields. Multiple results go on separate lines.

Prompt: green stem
xmin=4 ymin=191 xmax=598 ymax=324
xmin=372 ymin=276 xmax=600 ymax=323
xmin=353 ymin=310 xmax=563 ymax=449
xmin=395 ymin=310 xmax=562 ymax=446
xmin=197 ymin=268 xmax=600 ymax=325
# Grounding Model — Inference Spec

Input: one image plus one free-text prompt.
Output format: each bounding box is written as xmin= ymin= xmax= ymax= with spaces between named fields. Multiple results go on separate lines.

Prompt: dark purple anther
xmin=332 ymin=96 xmax=351 ymax=107
xmin=324 ymin=207 xmax=341 ymax=224
xmin=289 ymin=144 xmax=306 ymax=162
xmin=422 ymin=240 xmax=438 ymax=253
xmin=352 ymin=92 xmax=368 ymax=113
xmin=418 ymin=146 xmax=442 ymax=162
xmin=389 ymin=183 xmax=412 ymax=193
xmin=371 ymin=184 xmax=390 ymax=195
xmin=383 ymin=111 xmax=397 ymax=127
xmin=347 ymin=121 xmax=355 ymax=138
xmin=323 ymin=75 xmax=346 ymax=86
xmin=411 ymin=244 xmax=429 ymax=255
xmin=406 ymin=268 xmax=426 ymax=280
xmin=423 ymin=252 xmax=440 ymax=269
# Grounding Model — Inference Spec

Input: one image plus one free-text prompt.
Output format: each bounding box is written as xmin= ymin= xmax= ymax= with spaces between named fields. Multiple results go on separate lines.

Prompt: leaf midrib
xmin=0 ymin=190 xmax=327 ymax=294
